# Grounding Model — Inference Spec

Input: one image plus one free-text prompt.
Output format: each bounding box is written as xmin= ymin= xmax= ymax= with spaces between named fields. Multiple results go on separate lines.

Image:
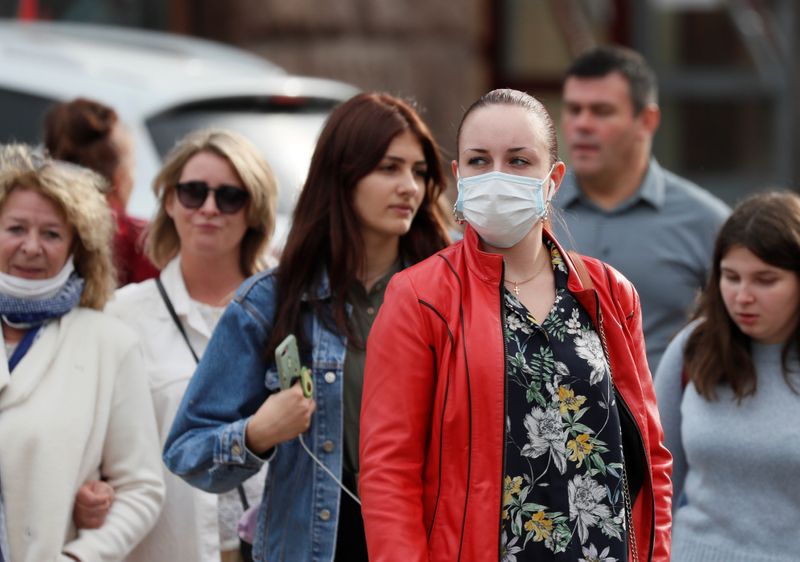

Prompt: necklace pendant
xmin=513 ymin=283 xmax=520 ymax=297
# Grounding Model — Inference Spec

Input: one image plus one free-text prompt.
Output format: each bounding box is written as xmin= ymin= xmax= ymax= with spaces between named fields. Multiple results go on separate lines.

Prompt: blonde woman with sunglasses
xmin=100 ymin=129 xmax=277 ymax=562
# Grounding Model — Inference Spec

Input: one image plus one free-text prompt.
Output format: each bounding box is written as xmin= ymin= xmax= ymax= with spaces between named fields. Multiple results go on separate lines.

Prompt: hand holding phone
xmin=245 ymin=383 xmax=316 ymax=454
xmin=245 ymin=334 xmax=318 ymax=454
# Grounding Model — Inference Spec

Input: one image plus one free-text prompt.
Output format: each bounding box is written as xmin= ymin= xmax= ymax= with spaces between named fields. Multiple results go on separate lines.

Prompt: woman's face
xmin=453 ymin=104 xmax=562 ymax=196
xmin=352 ymin=129 xmax=427 ymax=244
xmin=0 ymin=188 xmax=73 ymax=279
xmin=720 ymin=244 xmax=800 ymax=344
xmin=166 ymin=150 xmax=250 ymax=263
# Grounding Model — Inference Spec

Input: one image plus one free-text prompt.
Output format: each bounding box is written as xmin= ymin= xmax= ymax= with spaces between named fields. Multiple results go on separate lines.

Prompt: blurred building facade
xmin=3 ymin=0 xmax=798 ymax=203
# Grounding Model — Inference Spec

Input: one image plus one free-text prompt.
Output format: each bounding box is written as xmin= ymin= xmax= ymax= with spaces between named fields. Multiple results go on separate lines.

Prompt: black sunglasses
xmin=174 ymin=181 xmax=250 ymax=214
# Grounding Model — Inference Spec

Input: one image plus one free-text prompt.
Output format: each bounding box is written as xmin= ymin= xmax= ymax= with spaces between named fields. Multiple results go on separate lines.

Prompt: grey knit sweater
xmin=655 ymin=322 xmax=800 ymax=562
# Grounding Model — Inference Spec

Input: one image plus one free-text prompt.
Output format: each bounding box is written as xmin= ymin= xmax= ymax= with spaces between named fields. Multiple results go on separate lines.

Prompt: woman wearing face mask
xmin=162 ymin=93 xmax=451 ymax=562
xmin=0 ymin=145 xmax=164 ymax=562
xmin=654 ymin=192 xmax=800 ymax=562
xmin=359 ymin=89 xmax=672 ymax=562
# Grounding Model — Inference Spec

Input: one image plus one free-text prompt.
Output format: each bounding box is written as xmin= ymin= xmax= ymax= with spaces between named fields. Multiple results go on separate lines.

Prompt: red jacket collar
xmin=462 ymin=223 xmax=594 ymax=294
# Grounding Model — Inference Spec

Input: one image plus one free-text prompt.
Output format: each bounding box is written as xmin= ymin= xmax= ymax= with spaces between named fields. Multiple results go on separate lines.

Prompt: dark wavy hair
xmin=266 ymin=92 xmax=450 ymax=357
xmin=685 ymin=191 xmax=800 ymax=401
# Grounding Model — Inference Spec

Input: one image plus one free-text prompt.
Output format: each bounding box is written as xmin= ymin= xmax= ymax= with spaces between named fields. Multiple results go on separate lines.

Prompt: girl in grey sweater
xmin=655 ymin=191 xmax=800 ymax=562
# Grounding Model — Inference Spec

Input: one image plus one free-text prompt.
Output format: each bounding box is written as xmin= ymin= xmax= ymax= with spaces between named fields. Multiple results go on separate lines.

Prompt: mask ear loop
xmin=453 ymin=170 xmax=466 ymax=223
xmin=452 ymin=202 xmax=465 ymax=224
xmin=540 ymin=164 xmax=558 ymax=222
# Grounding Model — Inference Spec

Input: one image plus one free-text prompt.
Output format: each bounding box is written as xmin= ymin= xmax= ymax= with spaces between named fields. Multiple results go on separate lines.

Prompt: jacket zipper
xmin=593 ymin=292 xmax=648 ymax=562
xmin=498 ymin=263 xmax=509 ymax=562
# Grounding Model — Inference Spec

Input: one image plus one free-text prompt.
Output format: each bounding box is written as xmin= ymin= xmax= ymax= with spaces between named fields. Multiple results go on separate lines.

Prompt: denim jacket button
xmin=319 ymin=509 xmax=331 ymax=521
xmin=322 ymin=440 xmax=335 ymax=453
xmin=324 ymin=371 xmax=336 ymax=384
xmin=231 ymin=442 xmax=242 ymax=456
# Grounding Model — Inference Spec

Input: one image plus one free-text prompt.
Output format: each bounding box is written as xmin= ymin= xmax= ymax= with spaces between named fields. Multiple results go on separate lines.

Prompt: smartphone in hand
xmin=275 ymin=334 xmax=314 ymax=398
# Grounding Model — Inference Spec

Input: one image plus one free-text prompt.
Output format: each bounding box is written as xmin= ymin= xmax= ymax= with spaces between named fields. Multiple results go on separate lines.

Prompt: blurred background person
xmin=552 ymin=45 xmax=730 ymax=371
xmin=103 ymin=129 xmax=276 ymax=562
xmin=0 ymin=144 xmax=164 ymax=562
xmin=359 ymin=89 xmax=671 ymax=562
xmin=162 ymin=92 xmax=451 ymax=562
xmin=44 ymin=97 xmax=159 ymax=286
xmin=655 ymin=191 xmax=800 ymax=562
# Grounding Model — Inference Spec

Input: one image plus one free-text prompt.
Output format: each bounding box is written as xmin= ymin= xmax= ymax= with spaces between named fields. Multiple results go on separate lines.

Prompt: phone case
xmin=276 ymin=334 xmax=301 ymax=391
xmin=275 ymin=334 xmax=314 ymax=398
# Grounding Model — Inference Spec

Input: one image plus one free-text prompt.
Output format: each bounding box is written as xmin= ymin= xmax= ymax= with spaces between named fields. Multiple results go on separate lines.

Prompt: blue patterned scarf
xmin=0 ymin=274 xmax=84 ymax=327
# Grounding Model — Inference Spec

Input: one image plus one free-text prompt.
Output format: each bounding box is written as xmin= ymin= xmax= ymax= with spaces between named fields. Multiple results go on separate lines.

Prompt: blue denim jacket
xmin=163 ymin=269 xmax=347 ymax=562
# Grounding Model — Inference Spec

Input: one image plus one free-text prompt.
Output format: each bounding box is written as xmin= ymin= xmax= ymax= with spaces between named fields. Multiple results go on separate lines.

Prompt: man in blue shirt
xmin=552 ymin=46 xmax=730 ymax=371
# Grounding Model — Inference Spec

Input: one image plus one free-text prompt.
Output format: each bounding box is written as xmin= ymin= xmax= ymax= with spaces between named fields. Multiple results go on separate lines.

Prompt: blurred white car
xmin=0 ymin=20 xmax=358 ymax=245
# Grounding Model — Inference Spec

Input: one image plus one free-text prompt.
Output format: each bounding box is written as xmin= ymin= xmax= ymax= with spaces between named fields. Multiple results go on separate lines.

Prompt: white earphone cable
xmin=298 ymin=434 xmax=362 ymax=506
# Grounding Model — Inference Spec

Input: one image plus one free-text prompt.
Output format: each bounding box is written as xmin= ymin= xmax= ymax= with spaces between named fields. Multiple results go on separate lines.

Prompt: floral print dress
xmin=500 ymin=241 xmax=627 ymax=562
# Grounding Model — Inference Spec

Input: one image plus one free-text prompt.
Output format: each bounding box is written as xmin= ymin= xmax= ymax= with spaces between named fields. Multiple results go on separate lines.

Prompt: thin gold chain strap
xmin=597 ymin=314 xmax=640 ymax=562
xmin=621 ymin=461 xmax=640 ymax=562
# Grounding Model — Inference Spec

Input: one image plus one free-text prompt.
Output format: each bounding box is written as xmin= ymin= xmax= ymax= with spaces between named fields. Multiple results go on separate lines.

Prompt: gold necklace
xmin=504 ymin=255 xmax=550 ymax=297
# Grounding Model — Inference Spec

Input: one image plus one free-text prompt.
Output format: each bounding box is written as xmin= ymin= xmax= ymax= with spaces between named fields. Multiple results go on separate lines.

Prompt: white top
xmin=107 ymin=257 xmax=266 ymax=562
xmin=0 ymin=308 xmax=165 ymax=562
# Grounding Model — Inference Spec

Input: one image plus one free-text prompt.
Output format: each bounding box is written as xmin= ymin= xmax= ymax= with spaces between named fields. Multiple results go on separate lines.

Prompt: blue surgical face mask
xmin=455 ymin=167 xmax=555 ymax=248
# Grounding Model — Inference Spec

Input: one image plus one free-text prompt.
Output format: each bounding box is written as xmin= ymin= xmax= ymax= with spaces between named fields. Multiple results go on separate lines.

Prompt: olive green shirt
xmin=342 ymin=261 xmax=402 ymax=476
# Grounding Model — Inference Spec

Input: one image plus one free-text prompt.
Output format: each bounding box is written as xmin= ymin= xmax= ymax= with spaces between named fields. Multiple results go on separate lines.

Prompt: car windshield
xmin=147 ymin=100 xmax=336 ymax=216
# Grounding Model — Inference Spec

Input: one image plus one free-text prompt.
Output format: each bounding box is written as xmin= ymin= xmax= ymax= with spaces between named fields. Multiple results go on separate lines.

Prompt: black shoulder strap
xmin=155 ymin=277 xmax=199 ymax=364
xmin=155 ymin=277 xmax=251 ymax=511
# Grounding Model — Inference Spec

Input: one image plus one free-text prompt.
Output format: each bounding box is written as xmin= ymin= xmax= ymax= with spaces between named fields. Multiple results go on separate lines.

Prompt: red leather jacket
xmin=360 ymin=227 xmax=672 ymax=562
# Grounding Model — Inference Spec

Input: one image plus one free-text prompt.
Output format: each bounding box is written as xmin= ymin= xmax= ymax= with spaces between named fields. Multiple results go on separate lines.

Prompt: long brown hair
xmin=266 ymin=92 xmax=450 ymax=357
xmin=685 ymin=191 xmax=800 ymax=401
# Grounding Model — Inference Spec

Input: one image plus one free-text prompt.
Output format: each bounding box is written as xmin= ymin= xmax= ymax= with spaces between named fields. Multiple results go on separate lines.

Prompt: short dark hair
xmin=564 ymin=45 xmax=658 ymax=114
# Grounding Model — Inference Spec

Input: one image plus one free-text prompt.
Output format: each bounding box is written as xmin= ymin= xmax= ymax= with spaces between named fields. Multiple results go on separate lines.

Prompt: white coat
xmin=0 ymin=308 xmax=165 ymax=562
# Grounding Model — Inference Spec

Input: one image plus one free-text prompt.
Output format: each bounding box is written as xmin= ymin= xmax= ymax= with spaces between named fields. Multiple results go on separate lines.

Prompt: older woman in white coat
xmin=0 ymin=145 xmax=164 ymax=562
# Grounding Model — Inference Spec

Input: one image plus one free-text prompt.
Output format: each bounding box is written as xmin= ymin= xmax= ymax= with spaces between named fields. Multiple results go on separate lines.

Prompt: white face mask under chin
xmin=455 ymin=167 xmax=554 ymax=248
xmin=0 ymin=257 xmax=75 ymax=300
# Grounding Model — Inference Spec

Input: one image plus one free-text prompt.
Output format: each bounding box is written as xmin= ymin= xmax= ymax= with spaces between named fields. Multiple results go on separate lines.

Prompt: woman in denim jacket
xmin=163 ymin=92 xmax=451 ymax=562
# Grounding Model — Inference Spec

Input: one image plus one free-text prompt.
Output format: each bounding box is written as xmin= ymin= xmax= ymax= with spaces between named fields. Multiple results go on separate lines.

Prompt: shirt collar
xmin=301 ymin=269 xmax=332 ymax=302
xmin=636 ymin=159 xmax=666 ymax=209
xmin=557 ymin=159 xmax=666 ymax=211
xmin=159 ymin=256 xmax=216 ymax=338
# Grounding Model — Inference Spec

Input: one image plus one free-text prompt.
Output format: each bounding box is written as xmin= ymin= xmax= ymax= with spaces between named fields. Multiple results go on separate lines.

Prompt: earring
xmin=452 ymin=202 xmax=465 ymax=224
